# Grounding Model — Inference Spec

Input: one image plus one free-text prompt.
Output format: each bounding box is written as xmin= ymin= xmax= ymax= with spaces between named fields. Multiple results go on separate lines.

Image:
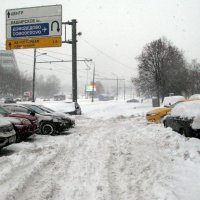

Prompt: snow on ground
xmin=0 ymin=99 xmax=200 ymax=200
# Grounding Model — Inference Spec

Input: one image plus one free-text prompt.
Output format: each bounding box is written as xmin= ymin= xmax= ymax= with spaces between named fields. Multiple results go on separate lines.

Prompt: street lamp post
xmin=91 ymin=62 xmax=95 ymax=102
xmin=32 ymin=49 xmax=47 ymax=102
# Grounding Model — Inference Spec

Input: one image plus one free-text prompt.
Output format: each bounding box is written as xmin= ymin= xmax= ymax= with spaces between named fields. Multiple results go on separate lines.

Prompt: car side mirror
xmin=30 ymin=111 xmax=35 ymax=116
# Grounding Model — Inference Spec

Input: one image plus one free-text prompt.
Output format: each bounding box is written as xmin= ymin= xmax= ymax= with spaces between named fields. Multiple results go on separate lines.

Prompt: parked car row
xmin=0 ymin=103 xmax=76 ymax=149
xmin=146 ymin=96 xmax=200 ymax=138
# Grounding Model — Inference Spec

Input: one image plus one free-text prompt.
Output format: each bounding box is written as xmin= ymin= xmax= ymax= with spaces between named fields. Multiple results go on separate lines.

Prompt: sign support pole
xmin=62 ymin=19 xmax=78 ymax=103
xmin=32 ymin=48 xmax=36 ymax=102
xmin=72 ymin=19 xmax=77 ymax=103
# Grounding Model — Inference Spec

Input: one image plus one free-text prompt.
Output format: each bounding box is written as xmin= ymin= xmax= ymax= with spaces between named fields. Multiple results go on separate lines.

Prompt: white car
xmin=0 ymin=118 xmax=16 ymax=149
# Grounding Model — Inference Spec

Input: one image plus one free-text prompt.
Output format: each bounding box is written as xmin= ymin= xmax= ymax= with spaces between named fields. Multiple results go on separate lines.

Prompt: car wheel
xmin=41 ymin=122 xmax=55 ymax=135
xmin=180 ymin=127 xmax=193 ymax=137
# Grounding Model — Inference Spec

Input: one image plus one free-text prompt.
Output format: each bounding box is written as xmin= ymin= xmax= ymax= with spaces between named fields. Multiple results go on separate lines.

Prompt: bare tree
xmin=135 ymin=37 xmax=188 ymax=103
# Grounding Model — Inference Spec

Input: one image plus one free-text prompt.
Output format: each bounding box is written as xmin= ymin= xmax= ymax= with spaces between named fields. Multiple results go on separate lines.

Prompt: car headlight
xmin=146 ymin=113 xmax=159 ymax=116
xmin=21 ymin=119 xmax=31 ymax=125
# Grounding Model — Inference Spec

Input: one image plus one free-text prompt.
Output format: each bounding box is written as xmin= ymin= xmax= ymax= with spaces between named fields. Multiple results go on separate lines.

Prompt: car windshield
xmin=37 ymin=105 xmax=55 ymax=113
xmin=22 ymin=104 xmax=47 ymax=115
xmin=169 ymin=101 xmax=182 ymax=109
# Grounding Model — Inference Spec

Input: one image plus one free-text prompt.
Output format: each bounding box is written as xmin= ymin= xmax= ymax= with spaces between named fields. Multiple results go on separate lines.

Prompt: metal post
xmin=124 ymin=79 xmax=126 ymax=100
xmin=91 ymin=63 xmax=95 ymax=102
xmin=116 ymin=76 xmax=119 ymax=100
xmin=32 ymin=48 xmax=36 ymax=102
xmin=72 ymin=19 xmax=77 ymax=102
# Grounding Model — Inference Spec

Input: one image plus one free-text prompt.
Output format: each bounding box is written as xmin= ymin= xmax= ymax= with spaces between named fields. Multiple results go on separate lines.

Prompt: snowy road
xmin=1 ymin=101 xmax=200 ymax=200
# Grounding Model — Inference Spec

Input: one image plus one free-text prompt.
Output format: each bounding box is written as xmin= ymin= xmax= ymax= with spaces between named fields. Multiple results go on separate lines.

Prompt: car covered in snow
xmin=0 ymin=106 xmax=38 ymax=141
xmin=189 ymin=94 xmax=200 ymax=100
xmin=0 ymin=118 xmax=16 ymax=149
xmin=163 ymin=100 xmax=200 ymax=137
xmin=42 ymin=101 xmax=82 ymax=115
xmin=2 ymin=104 xmax=75 ymax=135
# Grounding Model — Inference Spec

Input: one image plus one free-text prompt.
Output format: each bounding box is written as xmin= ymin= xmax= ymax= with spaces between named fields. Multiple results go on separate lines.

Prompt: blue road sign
xmin=11 ymin=23 xmax=49 ymax=38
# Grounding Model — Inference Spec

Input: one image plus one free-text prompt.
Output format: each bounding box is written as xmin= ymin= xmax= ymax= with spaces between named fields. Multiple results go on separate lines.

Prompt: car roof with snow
xmin=162 ymin=96 xmax=185 ymax=107
xmin=170 ymin=100 xmax=200 ymax=118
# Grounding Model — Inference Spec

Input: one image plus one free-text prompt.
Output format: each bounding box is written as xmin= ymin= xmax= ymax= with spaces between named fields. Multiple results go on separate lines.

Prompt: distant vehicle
xmin=0 ymin=105 xmax=38 ymax=141
xmin=126 ymin=98 xmax=139 ymax=103
xmin=4 ymin=97 xmax=16 ymax=104
xmin=163 ymin=100 xmax=200 ymax=137
xmin=98 ymin=94 xmax=114 ymax=101
xmin=54 ymin=94 xmax=66 ymax=101
xmin=3 ymin=104 xmax=75 ymax=135
xmin=0 ymin=118 xmax=16 ymax=149
xmin=42 ymin=101 xmax=82 ymax=115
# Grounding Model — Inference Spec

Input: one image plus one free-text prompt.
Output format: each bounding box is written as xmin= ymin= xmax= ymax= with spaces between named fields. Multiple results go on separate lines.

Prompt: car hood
xmin=42 ymin=112 xmax=74 ymax=121
xmin=147 ymin=107 xmax=171 ymax=115
xmin=9 ymin=113 xmax=36 ymax=121
xmin=0 ymin=118 xmax=12 ymax=126
xmin=4 ymin=117 xmax=22 ymax=125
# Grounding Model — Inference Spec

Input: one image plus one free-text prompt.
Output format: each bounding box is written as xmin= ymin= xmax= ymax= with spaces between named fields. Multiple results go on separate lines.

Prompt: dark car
xmin=163 ymin=101 xmax=200 ymax=137
xmin=163 ymin=115 xmax=194 ymax=137
xmin=4 ymin=97 xmax=16 ymax=104
xmin=0 ymin=106 xmax=38 ymax=141
xmin=0 ymin=118 xmax=16 ymax=149
xmin=3 ymin=104 xmax=75 ymax=135
xmin=126 ymin=98 xmax=139 ymax=103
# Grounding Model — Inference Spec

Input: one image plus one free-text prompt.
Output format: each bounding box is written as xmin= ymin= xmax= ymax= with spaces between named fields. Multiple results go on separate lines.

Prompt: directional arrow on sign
xmin=9 ymin=42 xmax=12 ymax=49
xmin=7 ymin=11 xmax=10 ymax=18
xmin=51 ymin=21 xmax=60 ymax=32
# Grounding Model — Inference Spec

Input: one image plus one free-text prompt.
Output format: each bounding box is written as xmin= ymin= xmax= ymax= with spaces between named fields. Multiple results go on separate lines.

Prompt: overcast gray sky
xmin=1 ymin=0 xmax=200 ymax=94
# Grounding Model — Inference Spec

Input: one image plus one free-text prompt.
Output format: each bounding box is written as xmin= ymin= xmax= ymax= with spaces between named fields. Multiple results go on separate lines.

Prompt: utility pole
xmin=124 ymin=79 xmax=126 ymax=100
xmin=91 ymin=63 xmax=95 ymax=102
xmin=71 ymin=19 xmax=77 ymax=103
xmin=116 ymin=76 xmax=119 ymax=100
xmin=62 ymin=19 xmax=78 ymax=103
xmin=32 ymin=48 xmax=36 ymax=102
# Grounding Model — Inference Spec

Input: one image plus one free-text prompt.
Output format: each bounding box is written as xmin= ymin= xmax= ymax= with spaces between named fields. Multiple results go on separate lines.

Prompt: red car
xmin=0 ymin=106 xmax=38 ymax=142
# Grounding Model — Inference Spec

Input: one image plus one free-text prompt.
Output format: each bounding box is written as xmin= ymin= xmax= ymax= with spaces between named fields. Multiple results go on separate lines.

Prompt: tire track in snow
xmin=0 ymin=116 xmax=177 ymax=200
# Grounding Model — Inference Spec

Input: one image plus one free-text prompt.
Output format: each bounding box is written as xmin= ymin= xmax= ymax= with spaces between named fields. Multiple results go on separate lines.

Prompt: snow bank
xmin=0 ymin=100 xmax=200 ymax=200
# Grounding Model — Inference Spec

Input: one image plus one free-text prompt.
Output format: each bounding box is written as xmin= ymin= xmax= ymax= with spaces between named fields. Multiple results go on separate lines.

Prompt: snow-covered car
xmin=2 ymin=104 xmax=74 ymax=135
xmin=163 ymin=100 xmax=200 ymax=137
xmin=162 ymin=95 xmax=185 ymax=107
xmin=189 ymin=94 xmax=200 ymax=100
xmin=0 ymin=118 xmax=16 ymax=149
xmin=0 ymin=106 xmax=38 ymax=141
xmin=42 ymin=101 xmax=82 ymax=115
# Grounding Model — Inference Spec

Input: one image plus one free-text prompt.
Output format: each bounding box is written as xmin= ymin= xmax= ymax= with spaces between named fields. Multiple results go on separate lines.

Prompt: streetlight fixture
xmin=32 ymin=48 xmax=47 ymax=102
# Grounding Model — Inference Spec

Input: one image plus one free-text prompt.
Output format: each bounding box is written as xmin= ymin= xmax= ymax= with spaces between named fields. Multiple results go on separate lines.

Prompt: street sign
xmin=6 ymin=37 xmax=61 ymax=50
xmin=6 ymin=5 xmax=62 ymax=49
xmin=11 ymin=23 xmax=49 ymax=38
